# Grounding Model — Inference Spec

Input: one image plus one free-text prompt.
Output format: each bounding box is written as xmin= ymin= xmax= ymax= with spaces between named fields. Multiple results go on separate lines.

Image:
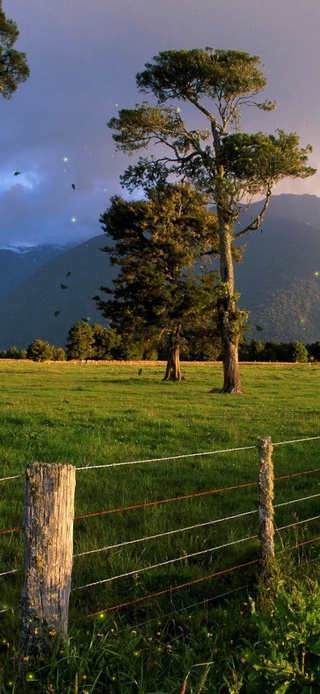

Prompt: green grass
xmin=0 ymin=361 xmax=319 ymax=691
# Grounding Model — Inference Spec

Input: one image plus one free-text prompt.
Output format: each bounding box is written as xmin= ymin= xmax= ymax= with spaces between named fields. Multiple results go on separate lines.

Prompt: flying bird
xmin=60 ymin=283 xmax=68 ymax=289
xmin=13 ymin=171 xmax=20 ymax=176
xmin=66 ymin=271 xmax=71 ymax=278
xmin=71 ymin=184 xmax=75 ymax=190
xmin=54 ymin=310 xmax=61 ymax=317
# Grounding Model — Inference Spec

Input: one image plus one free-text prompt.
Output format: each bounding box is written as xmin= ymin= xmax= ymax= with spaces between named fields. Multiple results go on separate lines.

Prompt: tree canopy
xmin=96 ymin=183 xmax=220 ymax=379
xmin=0 ymin=5 xmax=29 ymax=98
xmin=108 ymin=48 xmax=315 ymax=392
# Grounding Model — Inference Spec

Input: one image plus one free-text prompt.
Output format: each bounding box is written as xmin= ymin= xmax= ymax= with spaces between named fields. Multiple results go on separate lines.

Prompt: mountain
xmin=0 ymin=236 xmax=117 ymax=350
xmin=0 ymin=244 xmax=72 ymax=301
xmin=235 ymin=207 xmax=320 ymax=342
xmin=0 ymin=194 xmax=319 ymax=350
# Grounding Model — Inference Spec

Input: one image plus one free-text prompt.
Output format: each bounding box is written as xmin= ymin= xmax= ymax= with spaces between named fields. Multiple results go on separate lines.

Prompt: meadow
xmin=0 ymin=360 xmax=320 ymax=692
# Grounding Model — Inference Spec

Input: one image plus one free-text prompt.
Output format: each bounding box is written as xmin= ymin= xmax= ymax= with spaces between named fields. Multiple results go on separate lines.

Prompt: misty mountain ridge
xmin=0 ymin=193 xmax=319 ymax=350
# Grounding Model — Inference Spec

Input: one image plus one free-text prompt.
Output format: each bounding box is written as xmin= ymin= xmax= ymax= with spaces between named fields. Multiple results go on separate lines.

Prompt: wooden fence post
xmin=258 ymin=436 xmax=275 ymax=578
xmin=20 ymin=463 xmax=76 ymax=658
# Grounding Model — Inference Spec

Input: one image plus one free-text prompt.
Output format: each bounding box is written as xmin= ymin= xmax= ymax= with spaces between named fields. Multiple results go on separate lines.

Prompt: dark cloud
xmin=1 ymin=0 xmax=319 ymax=248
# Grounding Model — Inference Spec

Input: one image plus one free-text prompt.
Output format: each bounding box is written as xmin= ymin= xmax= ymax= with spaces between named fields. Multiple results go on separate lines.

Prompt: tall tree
xmin=95 ymin=183 xmax=219 ymax=380
xmin=108 ymin=48 xmax=315 ymax=392
xmin=0 ymin=4 xmax=29 ymax=98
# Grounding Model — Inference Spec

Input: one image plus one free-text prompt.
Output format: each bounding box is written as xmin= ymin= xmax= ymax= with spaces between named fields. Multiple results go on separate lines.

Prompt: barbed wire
xmin=0 ymin=474 xmax=23 ymax=483
xmin=113 ymin=582 xmax=254 ymax=636
xmin=72 ymin=533 xmax=258 ymax=592
xmin=75 ymin=444 xmax=257 ymax=472
xmin=74 ymin=481 xmax=258 ymax=521
xmin=0 ymin=606 xmax=14 ymax=614
xmin=0 ymin=569 xmax=18 ymax=578
xmin=276 ymin=514 xmax=320 ymax=533
xmin=273 ymin=436 xmax=320 ymax=447
xmin=75 ymin=436 xmax=320 ymax=473
xmin=0 ymin=527 xmax=20 ymax=536
xmin=74 ymin=508 xmax=258 ymax=559
xmin=274 ymin=492 xmax=320 ymax=509
xmin=275 ymin=467 xmax=320 ymax=482
xmin=74 ymin=491 xmax=320 ymax=559
xmin=76 ymin=558 xmax=259 ymax=621
xmin=278 ymin=535 xmax=320 ymax=555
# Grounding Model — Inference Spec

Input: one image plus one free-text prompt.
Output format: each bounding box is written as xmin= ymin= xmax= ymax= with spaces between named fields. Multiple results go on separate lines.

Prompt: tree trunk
xmin=163 ymin=334 xmax=185 ymax=381
xmin=215 ymin=206 xmax=243 ymax=394
xmin=220 ymin=322 xmax=242 ymax=393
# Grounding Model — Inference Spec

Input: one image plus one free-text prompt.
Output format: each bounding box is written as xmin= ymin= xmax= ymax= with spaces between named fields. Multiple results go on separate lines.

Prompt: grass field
xmin=0 ymin=360 xmax=320 ymax=692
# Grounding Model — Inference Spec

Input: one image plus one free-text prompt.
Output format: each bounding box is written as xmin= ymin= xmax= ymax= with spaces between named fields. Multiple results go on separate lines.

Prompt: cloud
xmin=0 ymin=0 xmax=319 ymax=249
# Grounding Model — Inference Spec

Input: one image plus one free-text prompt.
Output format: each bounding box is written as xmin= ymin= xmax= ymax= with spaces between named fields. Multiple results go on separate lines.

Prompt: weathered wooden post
xmin=20 ymin=463 xmax=76 ymax=658
xmin=258 ymin=436 xmax=275 ymax=579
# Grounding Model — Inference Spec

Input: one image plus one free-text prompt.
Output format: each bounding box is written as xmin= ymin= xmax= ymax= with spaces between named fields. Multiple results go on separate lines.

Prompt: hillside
xmin=0 ymin=244 xmax=70 ymax=301
xmin=0 ymin=194 xmax=319 ymax=349
xmin=0 ymin=236 xmax=117 ymax=350
xmin=235 ymin=212 xmax=320 ymax=341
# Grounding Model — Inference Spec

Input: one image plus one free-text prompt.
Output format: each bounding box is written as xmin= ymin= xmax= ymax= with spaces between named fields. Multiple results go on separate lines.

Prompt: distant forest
xmin=1 ymin=321 xmax=320 ymax=363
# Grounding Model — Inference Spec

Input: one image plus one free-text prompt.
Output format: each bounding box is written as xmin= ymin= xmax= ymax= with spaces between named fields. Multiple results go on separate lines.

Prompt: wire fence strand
xmin=0 ymin=474 xmax=23 ymax=483
xmin=74 ymin=481 xmax=258 ymax=521
xmin=75 ymin=436 xmax=320 ymax=473
xmin=76 ymin=558 xmax=259 ymax=621
xmin=0 ymin=569 xmax=18 ymax=578
xmin=72 ymin=533 xmax=258 ymax=592
xmin=74 ymin=509 xmax=258 ymax=559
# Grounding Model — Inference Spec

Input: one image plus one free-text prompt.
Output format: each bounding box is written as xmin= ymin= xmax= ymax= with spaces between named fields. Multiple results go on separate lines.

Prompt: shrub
xmin=27 ymin=339 xmax=55 ymax=362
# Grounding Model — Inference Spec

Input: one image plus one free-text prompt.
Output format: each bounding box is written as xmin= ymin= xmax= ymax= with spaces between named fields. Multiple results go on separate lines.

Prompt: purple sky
xmin=1 ymin=0 xmax=319 ymax=248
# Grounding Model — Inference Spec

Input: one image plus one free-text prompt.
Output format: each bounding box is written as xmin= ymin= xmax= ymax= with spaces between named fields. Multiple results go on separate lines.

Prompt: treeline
xmin=1 ymin=321 xmax=320 ymax=363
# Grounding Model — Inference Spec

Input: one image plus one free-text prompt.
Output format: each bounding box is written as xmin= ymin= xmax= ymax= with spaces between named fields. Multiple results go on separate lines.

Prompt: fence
xmin=1 ymin=434 xmax=320 ymax=659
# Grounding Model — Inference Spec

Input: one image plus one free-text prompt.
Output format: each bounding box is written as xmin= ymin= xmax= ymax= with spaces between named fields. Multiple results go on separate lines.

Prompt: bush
xmin=27 ymin=339 xmax=55 ymax=362
xmin=233 ymin=576 xmax=320 ymax=692
xmin=289 ymin=340 xmax=309 ymax=363
xmin=66 ymin=321 xmax=95 ymax=360
xmin=53 ymin=347 xmax=66 ymax=361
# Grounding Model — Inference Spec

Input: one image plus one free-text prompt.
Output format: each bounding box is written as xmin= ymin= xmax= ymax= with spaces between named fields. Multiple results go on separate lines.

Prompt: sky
xmin=1 ymin=0 xmax=320 ymax=248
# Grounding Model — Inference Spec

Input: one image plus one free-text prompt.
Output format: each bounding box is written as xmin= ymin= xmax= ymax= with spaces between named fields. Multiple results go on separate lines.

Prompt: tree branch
xmin=233 ymin=186 xmax=272 ymax=238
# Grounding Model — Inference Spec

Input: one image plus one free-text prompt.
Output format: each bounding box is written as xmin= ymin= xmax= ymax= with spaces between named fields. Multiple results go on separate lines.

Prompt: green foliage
xmin=239 ymin=339 xmax=316 ymax=363
xmin=289 ymin=341 xmax=309 ymax=363
xmin=136 ymin=48 xmax=272 ymax=108
xmin=0 ymin=6 xmax=29 ymax=99
xmin=2 ymin=345 xmax=27 ymax=359
xmin=108 ymin=47 xmax=315 ymax=391
xmin=96 ymin=183 xmax=220 ymax=360
xmin=52 ymin=347 xmax=66 ymax=361
xmin=66 ymin=321 xmax=95 ymax=360
xmin=235 ymin=577 xmax=320 ymax=692
xmin=26 ymin=339 xmax=55 ymax=362
xmin=221 ymin=131 xmax=315 ymax=195
xmin=66 ymin=321 xmax=123 ymax=360
xmin=91 ymin=324 xmax=121 ymax=360
xmin=110 ymin=47 xmax=314 ymax=206
xmin=0 ymin=362 xmax=320 ymax=689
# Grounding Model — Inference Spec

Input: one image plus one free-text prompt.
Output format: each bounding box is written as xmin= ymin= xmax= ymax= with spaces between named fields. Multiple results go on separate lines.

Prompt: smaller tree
xmin=27 ymin=340 xmax=54 ymax=362
xmin=96 ymin=183 xmax=220 ymax=380
xmin=289 ymin=340 xmax=308 ymax=363
xmin=0 ymin=6 xmax=29 ymax=98
xmin=91 ymin=324 xmax=121 ymax=360
xmin=66 ymin=321 xmax=94 ymax=360
xmin=52 ymin=347 xmax=66 ymax=361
